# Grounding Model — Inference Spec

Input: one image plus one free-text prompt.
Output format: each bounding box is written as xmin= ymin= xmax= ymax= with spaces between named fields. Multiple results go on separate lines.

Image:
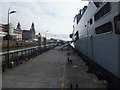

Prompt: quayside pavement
xmin=2 ymin=46 xmax=104 ymax=88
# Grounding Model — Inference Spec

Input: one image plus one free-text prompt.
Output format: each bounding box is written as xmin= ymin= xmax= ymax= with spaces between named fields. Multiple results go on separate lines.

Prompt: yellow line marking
xmin=61 ymin=82 xmax=64 ymax=90
xmin=61 ymin=63 xmax=66 ymax=90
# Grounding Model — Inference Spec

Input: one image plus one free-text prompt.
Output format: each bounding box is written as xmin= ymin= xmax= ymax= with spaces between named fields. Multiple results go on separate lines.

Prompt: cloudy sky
xmin=0 ymin=0 xmax=88 ymax=40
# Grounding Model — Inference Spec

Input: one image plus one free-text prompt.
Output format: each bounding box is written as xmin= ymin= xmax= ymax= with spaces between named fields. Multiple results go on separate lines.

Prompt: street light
xmin=44 ymin=31 xmax=48 ymax=51
xmin=45 ymin=30 xmax=48 ymax=38
xmin=7 ymin=8 xmax=16 ymax=68
xmin=54 ymin=34 xmax=56 ymax=39
xmin=45 ymin=30 xmax=49 ymax=45
xmin=9 ymin=11 xmax=16 ymax=14
xmin=38 ymin=33 xmax=41 ymax=46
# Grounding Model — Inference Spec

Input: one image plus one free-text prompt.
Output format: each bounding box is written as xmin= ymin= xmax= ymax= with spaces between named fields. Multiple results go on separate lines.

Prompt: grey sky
xmin=0 ymin=0 xmax=88 ymax=40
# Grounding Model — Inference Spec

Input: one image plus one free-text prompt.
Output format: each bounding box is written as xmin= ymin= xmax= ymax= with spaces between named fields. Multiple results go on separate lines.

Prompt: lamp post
xmin=7 ymin=8 xmax=16 ymax=68
xmin=44 ymin=31 xmax=48 ymax=51
xmin=54 ymin=34 xmax=56 ymax=39
xmin=54 ymin=34 xmax=57 ymax=44
xmin=45 ymin=30 xmax=48 ymax=45
xmin=38 ymin=33 xmax=41 ymax=46
xmin=45 ymin=30 xmax=48 ymax=38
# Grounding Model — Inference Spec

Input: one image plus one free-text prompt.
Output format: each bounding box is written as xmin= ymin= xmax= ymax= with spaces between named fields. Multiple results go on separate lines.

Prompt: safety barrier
xmin=0 ymin=43 xmax=58 ymax=72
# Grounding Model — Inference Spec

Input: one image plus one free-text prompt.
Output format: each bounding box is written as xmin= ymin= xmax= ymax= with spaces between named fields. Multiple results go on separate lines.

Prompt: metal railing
xmin=0 ymin=43 xmax=58 ymax=72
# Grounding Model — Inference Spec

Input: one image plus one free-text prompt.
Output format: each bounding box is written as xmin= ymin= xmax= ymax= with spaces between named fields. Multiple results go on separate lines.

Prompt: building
xmin=0 ymin=24 xmax=7 ymax=41
xmin=0 ymin=23 xmax=23 ymax=41
xmin=22 ymin=22 xmax=35 ymax=40
xmin=13 ymin=22 xmax=22 ymax=41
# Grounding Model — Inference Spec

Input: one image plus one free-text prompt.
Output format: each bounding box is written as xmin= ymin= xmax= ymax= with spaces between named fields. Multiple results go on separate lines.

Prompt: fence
xmin=0 ymin=43 xmax=58 ymax=72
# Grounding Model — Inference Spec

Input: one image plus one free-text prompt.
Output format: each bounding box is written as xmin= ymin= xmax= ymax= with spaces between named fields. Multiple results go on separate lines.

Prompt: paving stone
xmin=2 ymin=46 xmax=104 ymax=88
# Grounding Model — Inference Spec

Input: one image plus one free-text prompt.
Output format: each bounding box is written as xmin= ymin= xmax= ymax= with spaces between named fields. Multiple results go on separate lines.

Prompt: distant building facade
xmin=13 ymin=22 xmax=23 ymax=41
xmin=22 ymin=22 xmax=35 ymax=40
xmin=0 ymin=22 xmax=23 ymax=41
xmin=0 ymin=24 xmax=7 ymax=41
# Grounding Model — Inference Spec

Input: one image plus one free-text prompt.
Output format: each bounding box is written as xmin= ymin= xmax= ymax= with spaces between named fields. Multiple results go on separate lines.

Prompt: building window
xmin=94 ymin=2 xmax=110 ymax=21
xmin=69 ymin=34 xmax=73 ymax=38
xmin=114 ymin=14 xmax=120 ymax=34
xmin=77 ymin=14 xmax=82 ymax=24
xmin=95 ymin=22 xmax=112 ymax=34
xmin=90 ymin=18 xmax=93 ymax=25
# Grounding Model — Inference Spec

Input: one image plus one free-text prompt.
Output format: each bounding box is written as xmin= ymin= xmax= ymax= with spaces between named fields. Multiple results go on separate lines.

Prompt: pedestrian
xmin=67 ymin=53 xmax=72 ymax=64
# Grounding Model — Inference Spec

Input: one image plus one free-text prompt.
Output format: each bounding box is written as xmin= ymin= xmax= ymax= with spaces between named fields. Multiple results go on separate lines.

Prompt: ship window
xmin=114 ymin=14 xmax=120 ymax=34
xmin=75 ymin=31 xmax=79 ymax=40
xmin=77 ymin=14 xmax=82 ymax=24
xmin=94 ymin=2 xmax=103 ymax=8
xmin=69 ymin=34 xmax=73 ymax=38
xmin=90 ymin=18 xmax=93 ymax=25
xmin=95 ymin=22 xmax=112 ymax=34
xmin=94 ymin=2 xmax=110 ymax=21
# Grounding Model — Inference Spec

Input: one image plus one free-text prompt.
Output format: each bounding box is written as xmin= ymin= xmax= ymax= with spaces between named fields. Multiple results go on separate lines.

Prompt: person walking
xmin=67 ymin=53 xmax=72 ymax=64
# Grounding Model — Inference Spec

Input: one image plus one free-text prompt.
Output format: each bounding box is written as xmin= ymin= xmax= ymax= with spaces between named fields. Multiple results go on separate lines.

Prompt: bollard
xmin=76 ymin=84 xmax=78 ymax=90
xmin=10 ymin=61 xmax=14 ymax=68
xmin=70 ymin=84 xmax=72 ymax=90
xmin=2 ymin=65 xmax=5 ymax=72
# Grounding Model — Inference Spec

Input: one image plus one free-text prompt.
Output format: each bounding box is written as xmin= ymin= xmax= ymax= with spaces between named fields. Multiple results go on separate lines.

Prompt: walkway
xmin=2 ymin=46 xmax=104 ymax=88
